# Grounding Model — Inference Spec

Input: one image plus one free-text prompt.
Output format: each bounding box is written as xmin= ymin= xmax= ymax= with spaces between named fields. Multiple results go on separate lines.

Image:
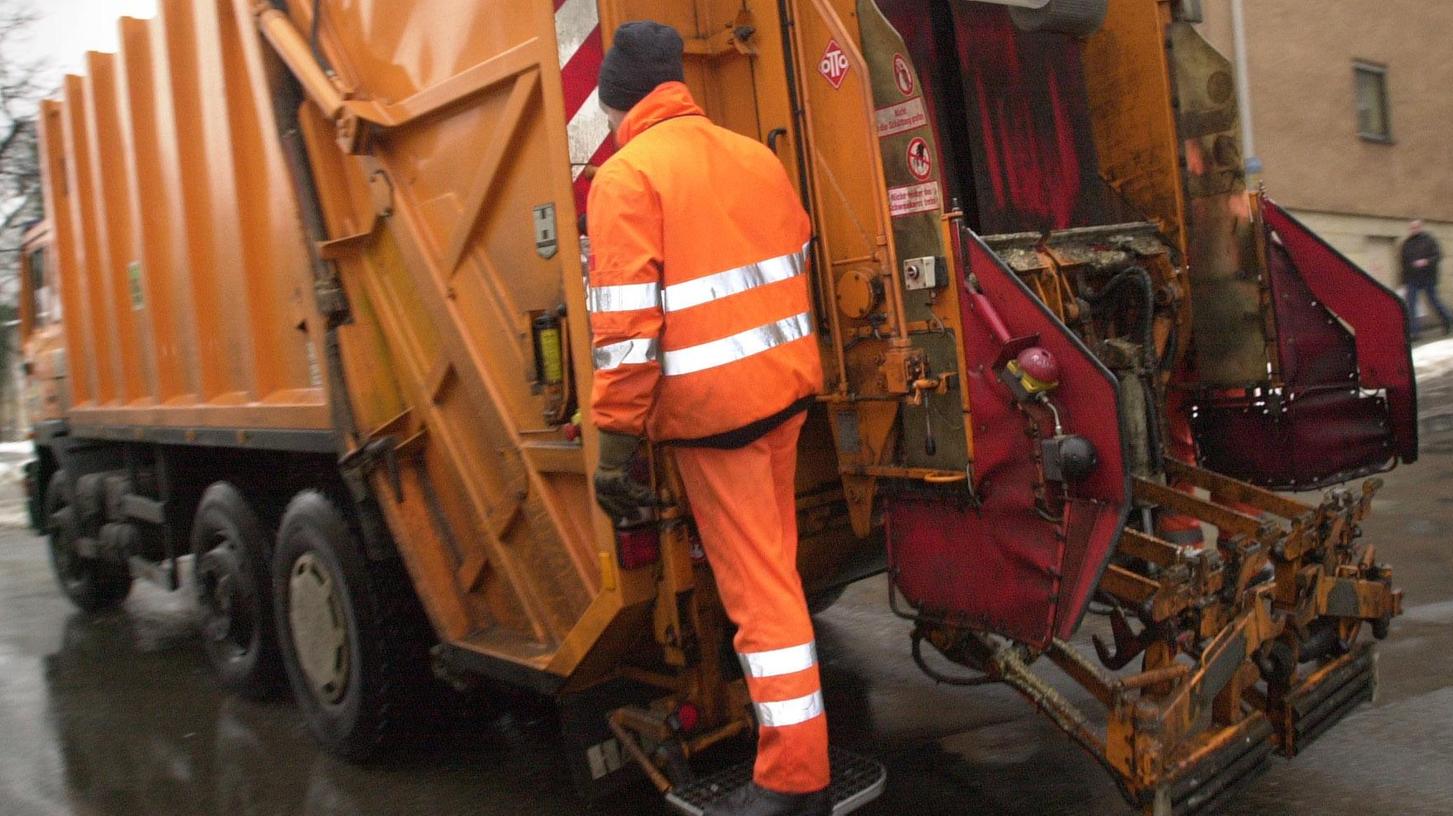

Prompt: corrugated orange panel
xmin=214 ymin=0 xmax=316 ymax=401
xmin=117 ymin=16 xmax=192 ymax=404
xmin=83 ymin=51 xmax=147 ymax=406
xmin=36 ymin=100 xmax=92 ymax=407
xmin=47 ymin=0 xmax=328 ymax=432
xmin=165 ymin=0 xmax=252 ymax=402
xmin=60 ymin=75 xmax=109 ymax=406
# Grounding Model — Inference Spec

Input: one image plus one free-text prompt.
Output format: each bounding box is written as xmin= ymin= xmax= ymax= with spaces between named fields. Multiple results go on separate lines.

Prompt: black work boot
xmin=702 ymin=782 xmax=830 ymax=816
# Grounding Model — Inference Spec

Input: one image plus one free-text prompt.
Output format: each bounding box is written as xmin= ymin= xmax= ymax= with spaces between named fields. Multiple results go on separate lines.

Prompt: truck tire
xmin=192 ymin=482 xmax=282 ymax=699
xmin=272 ymin=491 xmax=419 ymax=761
xmin=24 ymin=460 xmax=44 ymax=532
xmin=45 ymin=470 xmax=131 ymax=613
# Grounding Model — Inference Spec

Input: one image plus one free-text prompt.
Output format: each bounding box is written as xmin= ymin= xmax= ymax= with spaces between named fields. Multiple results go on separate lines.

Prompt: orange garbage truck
xmin=20 ymin=1 xmax=1413 ymax=813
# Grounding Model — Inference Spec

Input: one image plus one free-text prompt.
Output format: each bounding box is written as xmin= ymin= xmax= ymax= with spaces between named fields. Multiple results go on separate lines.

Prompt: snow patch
xmin=0 ymin=442 xmax=32 ymax=528
xmin=1413 ymin=338 xmax=1453 ymax=379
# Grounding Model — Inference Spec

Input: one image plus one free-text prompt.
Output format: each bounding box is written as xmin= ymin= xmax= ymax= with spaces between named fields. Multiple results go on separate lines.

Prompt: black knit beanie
xmin=598 ymin=21 xmax=685 ymax=112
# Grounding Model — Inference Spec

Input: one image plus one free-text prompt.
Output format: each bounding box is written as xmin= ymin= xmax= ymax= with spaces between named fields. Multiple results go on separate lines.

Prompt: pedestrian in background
xmin=1401 ymin=219 xmax=1450 ymax=338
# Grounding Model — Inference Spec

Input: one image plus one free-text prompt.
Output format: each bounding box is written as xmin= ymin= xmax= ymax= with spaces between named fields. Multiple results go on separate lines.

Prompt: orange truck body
xmin=36 ymin=10 xmax=328 ymax=438
xmin=28 ymin=0 xmax=878 ymax=695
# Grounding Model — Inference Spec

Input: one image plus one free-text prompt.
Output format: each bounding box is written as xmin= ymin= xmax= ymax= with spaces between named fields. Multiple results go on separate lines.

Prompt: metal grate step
xmin=665 ymin=747 xmax=886 ymax=816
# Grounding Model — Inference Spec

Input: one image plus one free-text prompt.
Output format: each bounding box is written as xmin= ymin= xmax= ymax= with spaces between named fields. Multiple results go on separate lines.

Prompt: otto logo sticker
xmin=876 ymin=97 xmax=928 ymax=138
xmin=906 ymin=137 xmax=933 ymax=182
xmin=892 ymin=53 xmax=915 ymax=97
xmin=819 ymin=39 xmax=850 ymax=89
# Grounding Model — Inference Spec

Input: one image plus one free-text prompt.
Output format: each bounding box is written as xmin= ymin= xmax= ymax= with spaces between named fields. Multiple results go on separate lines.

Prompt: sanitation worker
xmin=585 ymin=20 xmax=831 ymax=816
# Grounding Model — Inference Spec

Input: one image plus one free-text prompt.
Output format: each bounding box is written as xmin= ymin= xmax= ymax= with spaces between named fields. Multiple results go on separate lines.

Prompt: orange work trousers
xmin=673 ymin=411 xmax=830 ymax=794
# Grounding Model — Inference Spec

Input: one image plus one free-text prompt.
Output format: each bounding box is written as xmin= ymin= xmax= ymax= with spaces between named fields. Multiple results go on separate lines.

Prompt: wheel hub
xmin=196 ymin=547 xmax=248 ymax=646
xmin=288 ymin=552 xmax=350 ymax=704
xmin=47 ymin=506 xmax=87 ymax=591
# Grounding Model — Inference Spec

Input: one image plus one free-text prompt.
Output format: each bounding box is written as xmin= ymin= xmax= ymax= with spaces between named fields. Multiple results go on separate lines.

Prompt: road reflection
xmin=37 ymin=586 xmax=662 ymax=816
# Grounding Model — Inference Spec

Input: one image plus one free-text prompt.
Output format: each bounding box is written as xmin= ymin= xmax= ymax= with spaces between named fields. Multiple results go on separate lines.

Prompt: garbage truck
xmin=19 ymin=0 xmax=1413 ymax=813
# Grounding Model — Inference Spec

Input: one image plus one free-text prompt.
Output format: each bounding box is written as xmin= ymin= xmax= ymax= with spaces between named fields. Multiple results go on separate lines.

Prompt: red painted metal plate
xmin=1262 ymin=200 xmax=1417 ymax=462
xmin=887 ymin=231 xmax=1129 ymax=648
xmin=1194 ymin=201 xmax=1417 ymax=489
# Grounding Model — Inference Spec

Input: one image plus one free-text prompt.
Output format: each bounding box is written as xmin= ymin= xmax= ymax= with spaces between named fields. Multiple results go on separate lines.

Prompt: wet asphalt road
xmin=3 ymin=357 xmax=1453 ymax=815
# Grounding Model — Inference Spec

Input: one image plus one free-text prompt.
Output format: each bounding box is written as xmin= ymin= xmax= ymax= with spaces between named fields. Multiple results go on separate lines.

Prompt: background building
xmin=1196 ymin=0 xmax=1453 ymax=303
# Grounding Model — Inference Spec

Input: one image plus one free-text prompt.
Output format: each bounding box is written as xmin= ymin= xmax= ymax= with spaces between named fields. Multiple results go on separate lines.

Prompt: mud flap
xmin=886 ymin=231 xmax=1130 ymax=648
xmin=558 ymin=679 xmax=660 ymax=800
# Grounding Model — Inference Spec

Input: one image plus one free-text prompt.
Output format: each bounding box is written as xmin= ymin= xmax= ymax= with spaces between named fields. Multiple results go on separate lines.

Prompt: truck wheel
xmin=24 ymin=460 xmax=45 ymax=532
xmin=45 ymin=470 xmax=131 ymax=613
xmin=272 ymin=491 xmax=416 ymax=760
xmin=192 ymin=482 xmax=282 ymax=699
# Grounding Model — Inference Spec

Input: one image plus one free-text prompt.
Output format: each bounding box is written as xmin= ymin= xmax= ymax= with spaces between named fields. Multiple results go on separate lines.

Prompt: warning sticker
xmin=892 ymin=53 xmax=915 ymax=97
xmin=819 ymin=39 xmax=850 ymax=89
xmin=906 ymin=137 xmax=933 ymax=182
xmin=127 ymin=262 xmax=144 ymax=310
xmin=876 ymin=97 xmax=928 ymax=138
xmin=889 ymin=182 xmax=942 ymax=218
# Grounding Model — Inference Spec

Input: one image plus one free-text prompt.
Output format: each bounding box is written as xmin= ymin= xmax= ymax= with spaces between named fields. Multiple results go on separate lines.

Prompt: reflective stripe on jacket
xmin=586 ymin=82 xmax=823 ymax=442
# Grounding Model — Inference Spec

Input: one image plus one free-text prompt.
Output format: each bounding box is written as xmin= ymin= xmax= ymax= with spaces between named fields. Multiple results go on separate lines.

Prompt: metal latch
xmin=339 ymin=435 xmax=405 ymax=502
xmin=902 ymin=256 xmax=943 ymax=291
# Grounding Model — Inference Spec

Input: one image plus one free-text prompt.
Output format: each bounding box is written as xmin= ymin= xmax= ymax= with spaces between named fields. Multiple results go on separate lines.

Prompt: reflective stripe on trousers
xmin=740 ymin=641 xmax=817 ymax=679
xmin=754 ymin=690 xmax=825 ymax=728
xmin=741 ymin=641 xmax=824 ymax=728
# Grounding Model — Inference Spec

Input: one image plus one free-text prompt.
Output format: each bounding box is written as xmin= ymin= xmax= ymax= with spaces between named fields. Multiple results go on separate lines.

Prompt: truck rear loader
xmin=18 ymin=0 xmax=1414 ymax=813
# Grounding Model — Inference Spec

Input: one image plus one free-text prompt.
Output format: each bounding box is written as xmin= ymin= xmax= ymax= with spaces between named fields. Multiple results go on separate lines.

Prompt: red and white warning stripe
xmin=555 ymin=0 xmax=615 ymax=215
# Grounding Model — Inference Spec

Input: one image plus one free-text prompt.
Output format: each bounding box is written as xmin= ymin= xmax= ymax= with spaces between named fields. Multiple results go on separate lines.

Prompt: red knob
xmin=1016 ymin=347 xmax=1060 ymax=386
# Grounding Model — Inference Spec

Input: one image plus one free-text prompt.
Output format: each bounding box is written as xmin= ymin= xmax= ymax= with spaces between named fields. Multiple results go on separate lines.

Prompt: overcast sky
xmin=15 ymin=0 xmax=158 ymax=90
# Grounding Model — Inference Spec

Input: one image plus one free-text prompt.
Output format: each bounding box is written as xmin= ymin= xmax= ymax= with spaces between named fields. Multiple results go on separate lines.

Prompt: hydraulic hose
xmin=1084 ymin=266 xmax=1167 ymax=475
xmin=1083 ymin=266 xmax=1156 ymax=372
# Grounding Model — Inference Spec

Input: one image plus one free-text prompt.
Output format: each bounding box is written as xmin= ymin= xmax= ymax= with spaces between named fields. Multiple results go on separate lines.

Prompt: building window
xmin=1354 ymin=62 xmax=1391 ymax=142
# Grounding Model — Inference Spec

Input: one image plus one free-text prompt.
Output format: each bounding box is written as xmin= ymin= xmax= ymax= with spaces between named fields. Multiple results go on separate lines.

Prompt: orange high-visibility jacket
xmin=586 ymin=82 xmax=822 ymax=443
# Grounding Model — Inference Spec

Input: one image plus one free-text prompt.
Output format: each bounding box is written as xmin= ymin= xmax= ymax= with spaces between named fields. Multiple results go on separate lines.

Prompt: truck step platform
xmin=665 ymin=747 xmax=886 ymax=816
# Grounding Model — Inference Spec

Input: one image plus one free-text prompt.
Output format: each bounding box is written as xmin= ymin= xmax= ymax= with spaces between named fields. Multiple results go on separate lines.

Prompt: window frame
xmin=1353 ymin=60 xmax=1393 ymax=144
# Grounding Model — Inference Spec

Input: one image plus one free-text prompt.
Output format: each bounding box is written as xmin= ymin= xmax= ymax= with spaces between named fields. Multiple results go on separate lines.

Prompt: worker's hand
xmin=1415 ymin=259 xmax=1431 ymax=268
xmin=594 ymin=430 xmax=654 ymax=523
